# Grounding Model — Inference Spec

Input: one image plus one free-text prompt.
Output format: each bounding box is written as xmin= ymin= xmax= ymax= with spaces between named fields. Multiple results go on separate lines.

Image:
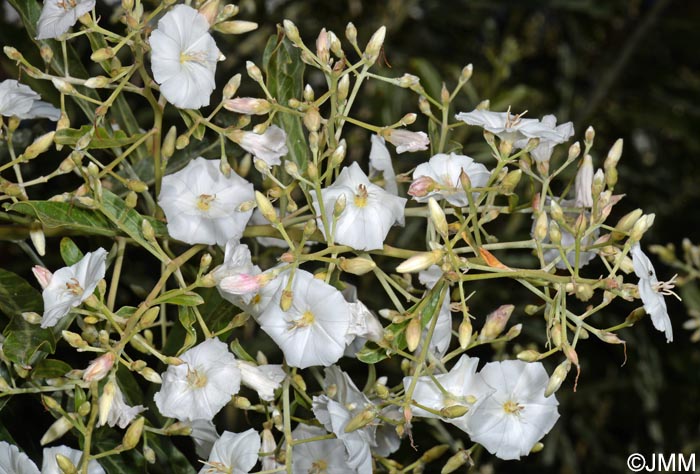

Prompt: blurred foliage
xmin=2 ymin=0 xmax=699 ymax=472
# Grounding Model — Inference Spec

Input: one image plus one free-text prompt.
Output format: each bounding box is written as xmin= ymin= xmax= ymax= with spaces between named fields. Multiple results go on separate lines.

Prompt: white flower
xmin=257 ymin=270 xmax=351 ymax=368
xmin=409 ymin=153 xmax=490 ymax=207
xmin=631 ymin=243 xmax=674 ymax=343
xmin=346 ymin=300 xmax=384 ymax=345
xmin=199 ymin=429 xmax=260 ymax=474
xmin=514 ymin=114 xmax=574 ymax=162
xmin=189 ymin=419 xmax=219 ymax=460
xmin=154 ymin=338 xmax=241 ymax=422
xmin=36 ymin=0 xmax=96 ymax=40
xmin=158 ymin=158 xmax=254 ymax=246
xmin=36 ymin=248 xmax=107 ymax=328
xmin=42 ymin=446 xmax=105 ymax=474
xmin=213 ymin=239 xmax=262 ymax=306
xmin=0 ymin=80 xmax=60 ymax=121
xmin=0 ymin=441 xmax=40 ymax=474
xmin=98 ymin=377 xmax=146 ymax=429
xmin=291 ymin=425 xmax=356 ymax=474
xmin=313 ymin=162 xmax=406 ymax=251
xmin=369 ymin=134 xmax=398 ymax=195
xmin=403 ymin=356 xmax=493 ymax=428
xmin=456 ymin=109 xmax=572 ymax=145
xmin=466 ymin=360 xmax=560 ymax=460
xmin=229 ymin=125 xmax=288 ymax=166
xmin=383 ymin=128 xmax=429 ymax=154
xmin=237 ymin=361 xmax=285 ymax=401
xmin=312 ymin=366 xmax=376 ymax=473
xmin=150 ymin=5 xmax=222 ymax=109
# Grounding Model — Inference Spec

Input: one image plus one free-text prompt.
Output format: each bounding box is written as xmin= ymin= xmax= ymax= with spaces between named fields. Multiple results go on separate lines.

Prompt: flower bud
xmin=280 ymin=290 xmax=293 ymax=311
xmin=500 ymin=169 xmax=521 ymax=194
xmin=604 ymin=138 xmax=623 ymax=171
xmin=338 ymin=74 xmax=350 ymax=101
xmin=545 ymin=360 xmax=571 ymax=397
xmin=629 ymin=213 xmax=655 ymax=242
xmin=245 ymin=61 xmax=263 ymax=83
xmin=363 ymin=26 xmax=386 ymax=65
xmin=32 ymin=265 xmax=53 ymax=289
xmin=340 ymin=257 xmax=376 ymax=275
xmin=224 ymin=98 xmax=271 ymax=115
xmin=440 ymin=405 xmax=469 ymax=418
xmin=584 ymin=126 xmax=595 ymax=147
xmin=55 ymin=454 xmax=78 ymax=474
xmin=22 ymin=131 xmax=55 ymax=161
xmin=98 ymin=379 xmax=117 ymax=426
xmin=303 ymin=107 xmax=321 ymax=132
xmin=222 ymin=74 xmax=241 ymax=99
xmin=406 ymin=317 xmax=421 ymax=352
xmin=52 ymin=78 xmax=75 ymax=95
xmin=283 ymin=19 xmax=301 ymax=44
xmin=612 ymin=209 xmax=642 ymax=240
xmin=344 ymin=408 xmax=376 ymax=433
xmin=333 ymin=194 xmax=347 ymax=217
xmin=428 ymin=198 xmax=448 ymax=237
xmin=41 ymin=416 xmax=73 ymax=445
xmin=441 ymin=450 xmax=471 ymax=474
xmin=83 ymin=352 xmax=115 ymax=382
xmin=139 ymin=367 xmax=162 ymax=384
xmin=345 ymin=22 xmax=358 ymax=46
xmin=549 ymin=199 xmax=564 ymax=223
xmin=517 ymin=349 xmax=542 ymax=362
xmin=533 ymin=212 xmax=548 ymax=241
xmin=407 ymin=176 xmax=437 ymax=198
xmin=122 ymin=416 xmax=145 ymax=450
xmin=396 ymin=249 xmax=444 ymax=273
xmin=255 ymin=191 xmax=278 ymax=224
xmin=215 ymin=19 xmax=259 ymax=34
xmin=478 ymin=304 xmax=514 ymax=341
xmin=458 ymin=317 xmax=472 ymax=349
xmin=575 ymin=154 xmax=594 ymax=207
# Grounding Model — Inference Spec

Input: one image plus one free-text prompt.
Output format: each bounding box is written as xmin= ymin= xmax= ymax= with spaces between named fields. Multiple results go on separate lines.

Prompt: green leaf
xmin=60 ymin=237 xmax=84 ymax=265
xmin=2 ymin=315 xmax=56 ymax=367
xmin=229 ymin=339 xmax=256 ymax=363
xmin=54 ymin=126 xmax=146 ymax=149
xmin=198 ymin=287 xmax=242 ymax=334
xmin=156 ymin=290 xmax=204 ymax=307
xmin=262 ymin=34 xmax=309 ymax=169
xmin=177 ymin=306 xmax=198 ymax=355
xmin=0 ymin=268 xmax=42 ymax=320
xmin=356 ymin=281 xmax=446 ymax=364
xmin=9 ymin=201 xmax=118 ymax=237
xmin=32 ymin=359 xmax=72 ymax=379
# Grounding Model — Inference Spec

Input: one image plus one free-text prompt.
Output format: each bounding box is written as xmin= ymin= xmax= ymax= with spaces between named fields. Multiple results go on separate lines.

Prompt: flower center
xmin=652 ymin=274 xmax=682 ymax=301
xmin=65 ymin=278 xmax=84 ymax=296
xmin=504 ymin=106 xmax=527 ymax=129
xmin=503 ymin=399 xmax=524 ymax=415
xmin=186 ymin=367 xmax=208 ymax=388
xmin=56 ymin=0 xmax=77 ymax=10
xmin=180 ymin=50 xmax=208 ymax=65
xmin=354 ymin=184 xmax=369 ymax=208
xmin=196 ymin=194 xmax=215 ymax=212
xmin=290 ymin=310 xmax=315 ymax=330
xmin=310 ymin=459 xmax=328 ymax=473
xmin=201 ymin=460 xmax=232 ymax=473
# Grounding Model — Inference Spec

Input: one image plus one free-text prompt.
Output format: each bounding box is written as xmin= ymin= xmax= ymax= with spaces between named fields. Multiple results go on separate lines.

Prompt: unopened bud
xmin=222 ymin=74 xmax=241 ymax=99
xmin=440 ymin=405 xmax=469 ymax=419
xmin=41 ymin=416 xmax=73 ymax=445
xmin=345 ymin=22 xmax=358 ymax=46
xmin=613 ymin=209 xmax=643 ymax=240
xmin=396 ymin=249 xmax=444 ymax=273
xmin=139 ymin=367 xmax=162 ymax=384
xmin=303 ymin=107 xmax=321 ymax=132
xmin=254 ymin=191 xmax=278 ymax=223
xmin=441 ymin=450 xmax=471 ymax=474
xmin=428 ymin=198 xmax=448 ymax=237
xmin=584 ymin=126 xmax=595 ymax=147
xmin=406 ymin=317 xmax=421 ymax=352
xmin=534 ymin=212 xmax=548 ymax=241
xmin=604 ymin=138 xmax=623 ymax=171
xmin=246 ymin=61 xmax=263 ymax=83
xmin=479 ymin=304 xmax=514 ymax=341
xmin=333 ymin=194 xmax=347 ymax=216
xmin=500 ymin=169 xmax=521 ymax=194
xmin=344 ymin=408 xmax=376 ymax=433
xmin=363 ymin=26 xmax=386 ymax=65
xmin=283 ymin=19 xmax=301 ymax=44
xmin=338 ymin=74 xmax=350 ymax=101
xmin=55 ymin=454 xmax=78 ymax=474
xmin=545 ymin=360 xmax=571 ymax=397
xmin=83 ymin=352 xmax=115 ymax=382
xmin=458 ymin=317 xmax=472 ymax=349
xmin=175 ymin=134 xmax=189 ymax=150
xmin=629 ymin=213 xmax=655 ymax=241
xmin=280 ymin=290 xmax=293 ymax=311
xmin=122 ymin=417 xmax=145 ymax=450
xmin=517 ymin=349 xmax=542 ymax=362
xmin=340 ymin=257 xmax=376 ymax=275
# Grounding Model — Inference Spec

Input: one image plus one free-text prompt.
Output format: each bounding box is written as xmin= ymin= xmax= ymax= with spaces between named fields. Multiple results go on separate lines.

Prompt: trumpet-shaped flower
xmin=237 ymin=361 xmax=285 ymax=401
xmin=36 ymin=0 xmax=95 ymax=40
xmin=150 ymin=5 xmax=222 ymax=109
xmin=383 ymin=128 xmax=430 ymax=154
xmin=0 ymin=80 xmax=60 ymax=121
xmin=228 ymin=125 xmax=288 ymax=167
xmin=514 ymin=114 xmax=574 ymax=162
xmin=154 ymin=338 xmax=241 ymax=422
xmin=409 ymin=153 xmax=490 ymax=207
xmin=42 ymin=446 xmax=105 ymax=474
xmin=291 ymin=425 xmax=356 ymax=474
xmin=35 ymin=248 xmax=107 ymax=328
xmin=466 ymin=360 xmax=560 ymax=460
xmin=312 ymin=162 xmax=406 ymax=251
xmin=257 ymin=270 xmax=351 ymax=368
xmin=403 ymin=356 xmax=494 ymax=429
xmin=456 ymin=109 xmax=572 ymax=146
xmin=312 ymin=366 xmax=377 ymax=472
xmin=0 ymin=441 xmax=40 ymax=474
xmin=198 ymin=429 xmax=260 ymax=474
xmin=213 ymin=239 xmax=262 ymax=306
xmin=158 ymin=158 xmax=254 ymax=246
xmin=631 ymin=243 xmax=674 ymax=343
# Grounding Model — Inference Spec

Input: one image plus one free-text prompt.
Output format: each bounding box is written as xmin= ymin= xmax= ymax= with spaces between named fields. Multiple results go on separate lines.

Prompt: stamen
xmin=503 ymin=399 xmax=524 ymax=415
xmin=653 ymin=274 xmax=682 ymax=301
xmin=354 ymin=184 xmax=369 ymax=208
xmin=196 ymin=194 xmax=215 ymax=211
xmin=65 ymin=277 xmax=84 ymax=296
xmin=186 ymin=366 xmax=208 ymax=388
xmin=180 ymin=50 xmax=208 ymax=65
xmin=289 ymin=310 xmax=315 ymax=330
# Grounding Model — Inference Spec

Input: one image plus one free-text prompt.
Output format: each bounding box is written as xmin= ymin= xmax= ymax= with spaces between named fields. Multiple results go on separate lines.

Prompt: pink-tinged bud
xmin=83 ymin=352 xmax=116 ymax=382
xmin=316 ymin=28 xmax=330 ymax=64
xmin=382 ymin=129 xmax=429 ymax=154
xmin=32 ymin=265 xmax=53 ymax=289
xmin=223 ymin=98 xmax=271 ymax=115
xmin=407 ymin=176 xmax=437 ymax=198
xmin=219 ymin=273 xmax=263 ymax=295
xmin=575 ymin=154 xmax=594 ymax=207
xmin=395 ymin=249 xmax=444 ymax=274
xmin=198 ymin=0 xmax=220 ymax=25
xmin=478 ymin=304 xmax=514 ymax=342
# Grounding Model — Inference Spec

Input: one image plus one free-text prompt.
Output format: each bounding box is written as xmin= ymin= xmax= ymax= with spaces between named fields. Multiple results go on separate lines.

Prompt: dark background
xmin=2 ymin=0 xmax=699 ymax=472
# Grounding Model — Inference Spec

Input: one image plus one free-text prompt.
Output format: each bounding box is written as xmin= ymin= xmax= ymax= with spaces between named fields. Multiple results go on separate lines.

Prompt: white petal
xmin=0 ymin=441 xmax=40 ymax=474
